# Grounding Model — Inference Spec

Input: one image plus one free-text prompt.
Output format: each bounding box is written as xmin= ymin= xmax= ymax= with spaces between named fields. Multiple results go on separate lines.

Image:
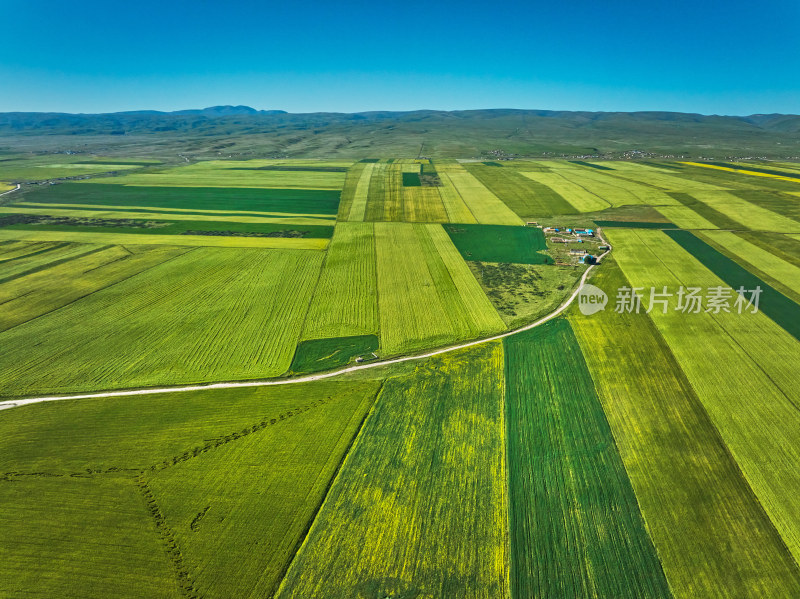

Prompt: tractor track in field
xmin=0 ymin=234 xmax=611 ymax=411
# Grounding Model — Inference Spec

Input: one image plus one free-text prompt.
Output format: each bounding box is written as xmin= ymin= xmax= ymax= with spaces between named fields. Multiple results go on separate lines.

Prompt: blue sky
xmin=2 ymin=0 xmax=798 ymax=114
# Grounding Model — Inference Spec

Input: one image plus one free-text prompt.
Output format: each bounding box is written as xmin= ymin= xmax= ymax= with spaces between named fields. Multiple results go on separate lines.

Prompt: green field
xmin=664 ymin=229 xmax=800 ymax=341
xmin=569 ymin=264 xmax=800 ymax=598
xmin=20 ymin=182 xmax=342 ymax=215
xmin=608 ymin=228 xmax=800 ymax=564
xmin=275 ymin=343 xmax=509 ymax=598
xmin=0 ymin=247 xmax=324 ymax=396
xmin=375 ymin=223 xmax=506 ymax=354
xmin=0 ymin=380 xmax=380 ymax=599
xmin=1 ymin=215 xmax=334 ymax=238
xmin=463 ymin=163 xmax=577 ymax=217
xmin=301 ymin=222 xmax=378 ymax=340
xmin=5 ymin=153 xmax=800 ymax=597
xmin=505 ymin=319 xmax=671 ymax=599
xmin=445 ymin=223 xmax=551 ymax=264
xmin=86 ymin=160 xmax=347 ymax=189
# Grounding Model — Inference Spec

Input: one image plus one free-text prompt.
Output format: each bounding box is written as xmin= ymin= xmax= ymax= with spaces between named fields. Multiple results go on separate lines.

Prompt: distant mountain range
xmin=0 ymin=106 xmax=797 ymax=159
xmin=115 ymin=105 xmax=288 ymax=117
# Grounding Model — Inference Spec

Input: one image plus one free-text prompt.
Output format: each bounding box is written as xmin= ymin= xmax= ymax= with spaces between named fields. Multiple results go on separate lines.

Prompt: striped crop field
xmin=0 ymin=215 xmax=333 ymax=239
xmin=0 ymin=379 xmax=379 ymax=599
xmin=375 ymin=223 xmax=506 ymax=354
xmin=729 ymin=190 xmax=800 ymax=222
xmin=335 ymin=161 xmax=364 ymax=219
xmin=302 ymin=222 xmax=378 ymax=340
xmin=0 ymin=241 xmax=107 ymax=282
xmin=504 ymin=319 xmax=671 ymax=599
xmin=20 ymin=183 xmax=342 ymax=215
xmin=345 ymin=162 xmax=374 ymax=221
xmin=0 ymin=247 xmax=324 ymax=397
xmin=146 ymin=381 xmax=379 ymax=599
xmin=699 ymin=229 xmax=800 ymax=303
xmin=437 ymin=172 xmax=478 ymax=222
xmin=0 ymin=160 xmax=142 ymax=182
xmin=518 ymin=170 xmax=611 ymax=211
xmin=0 ymin=244 xmax=189 ymax=332
xmin=274 ymin=343 xmax=509 ymax=599
xmin=0 ymin=205 xmax=336 ymax=226
xmin=663 ymin=229 xmax=800 ymax=341
xmin=402 ymin=185 xmax=449 ymax=222
xmin=7 ymin=156 xmax=800 ymax=597
xmin=569 ymin=264 xmax=800 ymax=598
xmin=438 ymin=167 xmax=522 ymax=225
xmin=462 ymin=163 xmax=577 ymax=217
xmin=607 ymin=228 xmax=800 ymax=564
xmin=0 ymin=227 xmax=330 ymax=249
xmin=689 ymin=191 xmax=800 ymax=232
xmin=86 ymin=160 xmax=347 ymax=189
xmin=364 ymin=163 xmax=403 ymax=221
xmin=600 ymin=162 xmax=734 ymax=191
xmin=655 ymin=205 xmax=719 ymax=229
xmin=683 ymin=161 xmax=800 ymax=183
xmin=546 ymin=163 xmax=680 ymax=206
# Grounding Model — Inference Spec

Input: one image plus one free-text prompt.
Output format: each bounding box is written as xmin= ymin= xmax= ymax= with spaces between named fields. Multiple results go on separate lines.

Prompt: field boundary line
xmin=273 ymin=382 xmax=385 ymax=596
xmin=0 ymin=236 xmax=611 ymax=410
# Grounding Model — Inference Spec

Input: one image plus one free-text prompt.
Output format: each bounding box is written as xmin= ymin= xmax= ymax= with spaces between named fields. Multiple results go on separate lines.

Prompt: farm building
xmin=550 ymin=237 xmax=567 ymax=243
xmin=569 ymin=249 xmax=587 ymax=256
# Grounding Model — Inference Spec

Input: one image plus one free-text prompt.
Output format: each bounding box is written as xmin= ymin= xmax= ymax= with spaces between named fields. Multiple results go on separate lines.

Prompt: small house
xmin=569 ymin=248 xmax=587 ymax=256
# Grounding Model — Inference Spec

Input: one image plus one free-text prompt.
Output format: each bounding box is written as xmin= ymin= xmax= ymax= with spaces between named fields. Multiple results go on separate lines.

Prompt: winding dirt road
xmin=0 ymin=184 xmax=21 ymax=197
xmin=0 ymin=237 xmax=611 ymax=411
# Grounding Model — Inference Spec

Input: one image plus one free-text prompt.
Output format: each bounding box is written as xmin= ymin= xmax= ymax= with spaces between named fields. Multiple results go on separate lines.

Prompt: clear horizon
xmin=3 ymin=0 xmax=798 ymax=116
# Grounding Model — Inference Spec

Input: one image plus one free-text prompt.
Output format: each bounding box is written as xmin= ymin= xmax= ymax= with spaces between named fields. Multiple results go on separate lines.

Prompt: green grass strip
xmin=4 ymin=219 xmax=334 ymax=238
xmin=664 ymin=229 xmax=800 ymax=342
xmin=22 ymin=183 xmax=341 ymax=215
xmin=504 ymin=319 xmax=672 ymax=599
xmin=568 ymin=160 xmax=614 ymax=170
xmin=594 ymin=220 xmax=678 ymax=229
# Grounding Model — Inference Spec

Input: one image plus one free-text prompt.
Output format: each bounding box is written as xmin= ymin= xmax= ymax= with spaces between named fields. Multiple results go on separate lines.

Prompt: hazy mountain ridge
xmin=0 ymin=107 xmax=797 ymax=159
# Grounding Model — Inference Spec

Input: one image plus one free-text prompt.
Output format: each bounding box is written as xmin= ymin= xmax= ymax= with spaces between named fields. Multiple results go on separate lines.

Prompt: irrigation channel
xmin=0 ymin=234 xmax=612 ymax=411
